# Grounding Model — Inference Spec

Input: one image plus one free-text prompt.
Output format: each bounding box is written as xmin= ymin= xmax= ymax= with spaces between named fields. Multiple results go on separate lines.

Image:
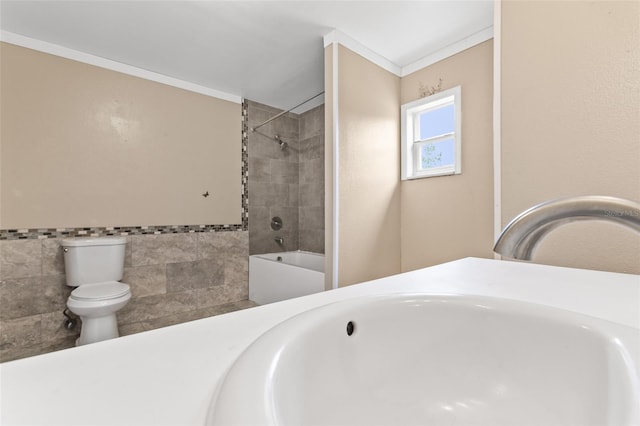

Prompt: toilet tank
xmin=61 ymin=237 xmax=127 ymax=287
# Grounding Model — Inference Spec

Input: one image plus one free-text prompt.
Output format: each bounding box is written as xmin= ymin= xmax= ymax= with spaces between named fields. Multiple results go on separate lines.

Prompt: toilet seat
xmin=70 ymin=281 xmax=130 ymax=301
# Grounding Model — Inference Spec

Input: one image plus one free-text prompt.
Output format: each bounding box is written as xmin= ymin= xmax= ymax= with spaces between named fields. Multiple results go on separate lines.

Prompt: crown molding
xmin=0 ymin=30 xmax=242 ymax=104
xmin=324 ymin=27 xmax=494 ymax=79
xmin=323 ymin=29 xmax=402 ymax=76
xmin=3 ymin=26 xmax=494 ymax=105
xmin=401 ymin=26 xmax=494 ymax=77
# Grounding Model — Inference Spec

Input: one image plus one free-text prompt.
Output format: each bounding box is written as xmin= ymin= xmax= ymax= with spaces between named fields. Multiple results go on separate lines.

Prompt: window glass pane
xmin=418 ymin=104 xmax=454 ymax=140
xmin=418 ymin=138 xmax=455 ymax=170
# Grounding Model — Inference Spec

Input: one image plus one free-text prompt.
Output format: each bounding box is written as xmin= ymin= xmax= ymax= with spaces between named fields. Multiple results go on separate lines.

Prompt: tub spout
xmin=494 ymin=195 xmax=640 ymax=260
xmin=274 ymin=236 xmax=284 ymax=245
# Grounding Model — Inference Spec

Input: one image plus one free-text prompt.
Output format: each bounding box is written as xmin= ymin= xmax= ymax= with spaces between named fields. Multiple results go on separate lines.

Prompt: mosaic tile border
xmin=241 ymin=99 xmax=249 ymax=231
xmin=0 ymin=101 xmax=250 ymax=241
xmin=0 ymin=224 xmax=246 ymax=240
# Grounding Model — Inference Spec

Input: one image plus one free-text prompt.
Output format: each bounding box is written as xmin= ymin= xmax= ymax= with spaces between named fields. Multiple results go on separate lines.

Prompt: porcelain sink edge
xmin=207 ymin=293 xmax=640 ymax=426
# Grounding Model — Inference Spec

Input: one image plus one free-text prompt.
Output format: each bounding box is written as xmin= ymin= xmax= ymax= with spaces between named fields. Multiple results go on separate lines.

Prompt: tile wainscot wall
xmin=0 ymin=231 xmax=254 ymax=362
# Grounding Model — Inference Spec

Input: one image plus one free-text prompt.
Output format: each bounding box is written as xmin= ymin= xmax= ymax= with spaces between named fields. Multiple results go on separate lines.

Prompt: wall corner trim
xmin=0 ymin=30 xmax=242 ymax=104
xmin=330 ymin=42 xmax=340 ymax=290
xmin=492 ymin=0 xmax=502 ymax=258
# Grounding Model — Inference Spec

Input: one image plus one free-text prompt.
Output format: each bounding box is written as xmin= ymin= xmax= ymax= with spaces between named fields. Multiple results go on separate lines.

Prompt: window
xmin=401 ymin=86 xmax=461 ymax=180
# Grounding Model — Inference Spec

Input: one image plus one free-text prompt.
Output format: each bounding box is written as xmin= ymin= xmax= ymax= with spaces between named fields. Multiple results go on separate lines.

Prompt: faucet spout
xmin=494 ymin=196 xmax=640 ymax=260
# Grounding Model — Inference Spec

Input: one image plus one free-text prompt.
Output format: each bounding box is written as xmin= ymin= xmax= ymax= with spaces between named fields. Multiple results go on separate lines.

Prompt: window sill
xmin=401 ymin=169 xmax=461 ymax=181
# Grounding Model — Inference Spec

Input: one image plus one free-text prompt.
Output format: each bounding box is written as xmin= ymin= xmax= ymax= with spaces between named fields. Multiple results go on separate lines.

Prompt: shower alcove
xmin=246 ymin=100 xmax=325 ymax=256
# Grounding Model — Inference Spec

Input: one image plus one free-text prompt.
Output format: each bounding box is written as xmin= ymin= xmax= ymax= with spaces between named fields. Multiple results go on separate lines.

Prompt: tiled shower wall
xmin=247 ymin=101 xmax=324 ymax=255
xmin=298 ymin=103 xmax=325 ymax=253
xmin=248 ymin=101 xmax=301 ymax=254
xmin=0 ymin=232 xmax=252 ymax=362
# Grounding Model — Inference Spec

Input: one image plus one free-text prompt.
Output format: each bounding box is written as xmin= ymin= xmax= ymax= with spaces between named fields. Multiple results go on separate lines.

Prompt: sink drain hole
xmin=346 ymin=321 xmax=355 ymax=336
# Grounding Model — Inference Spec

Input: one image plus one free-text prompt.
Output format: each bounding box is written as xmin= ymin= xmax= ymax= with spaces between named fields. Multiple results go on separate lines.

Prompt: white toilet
xmin=61 ymin=237 xmax=132 ymax=346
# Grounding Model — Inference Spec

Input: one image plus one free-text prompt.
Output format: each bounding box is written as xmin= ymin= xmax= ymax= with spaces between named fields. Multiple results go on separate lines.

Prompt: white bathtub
xmin=249 ymin=251 xmax=325 ymax=305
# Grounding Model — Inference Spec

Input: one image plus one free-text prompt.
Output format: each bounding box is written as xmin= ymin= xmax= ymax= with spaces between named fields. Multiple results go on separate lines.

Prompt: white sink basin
xmin=208 ymin=294 xmax=640 ymax=425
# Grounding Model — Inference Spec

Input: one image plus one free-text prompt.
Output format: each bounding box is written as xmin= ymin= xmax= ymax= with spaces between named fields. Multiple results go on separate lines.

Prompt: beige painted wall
xmin=336 ymin=45 xmax=401 ymax=286
xmin=1 ymin=42 xmax=241 ymax=229
xmin=501 ymin=1 xmax=640 ymax=274
xmin=400 ymin=40 xmax=495 ymax=271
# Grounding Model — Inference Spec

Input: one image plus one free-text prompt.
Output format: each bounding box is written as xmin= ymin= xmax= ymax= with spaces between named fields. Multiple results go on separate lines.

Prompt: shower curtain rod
xmin=251 ymin=91 xmax=325 ymax=132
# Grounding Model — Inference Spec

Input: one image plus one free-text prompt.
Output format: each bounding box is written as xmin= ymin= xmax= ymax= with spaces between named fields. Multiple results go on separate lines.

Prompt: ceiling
xmin=0 ymin=1 xmax=493 ymax=113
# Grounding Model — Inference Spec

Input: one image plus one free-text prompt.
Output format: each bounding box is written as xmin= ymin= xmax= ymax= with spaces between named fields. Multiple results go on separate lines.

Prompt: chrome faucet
xmin=274 ymin=236 xmax=284 ymax=245
xmin=494 ymin=195 xmax=640 ymax=260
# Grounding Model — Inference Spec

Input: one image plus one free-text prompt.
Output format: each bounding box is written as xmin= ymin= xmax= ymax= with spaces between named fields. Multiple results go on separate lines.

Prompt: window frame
xmin=401 ymin=85 xmax=462 ymax=180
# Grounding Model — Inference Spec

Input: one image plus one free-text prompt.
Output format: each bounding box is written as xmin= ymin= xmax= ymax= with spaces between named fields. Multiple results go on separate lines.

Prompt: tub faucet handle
xmin=271 ymin=216 xmax=283 ymax=231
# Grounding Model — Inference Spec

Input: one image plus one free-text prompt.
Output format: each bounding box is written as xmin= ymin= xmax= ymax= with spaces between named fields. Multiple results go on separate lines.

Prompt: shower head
xmin=254 ymin=129 xmax=289 ymax=151
xmin=274 ymin=135 xmax=288 ymax=151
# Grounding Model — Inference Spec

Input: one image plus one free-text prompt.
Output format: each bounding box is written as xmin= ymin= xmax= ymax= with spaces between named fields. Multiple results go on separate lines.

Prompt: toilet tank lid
xmin=61 ymin=237 xmax=127 ymax=247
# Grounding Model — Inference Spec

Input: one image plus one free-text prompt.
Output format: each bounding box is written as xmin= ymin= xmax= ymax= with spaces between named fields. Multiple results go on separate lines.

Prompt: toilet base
xmin=67 ymin=290 xmax=131 ymax=346
xmin=75 ymin=313 xmax=120 ymax=346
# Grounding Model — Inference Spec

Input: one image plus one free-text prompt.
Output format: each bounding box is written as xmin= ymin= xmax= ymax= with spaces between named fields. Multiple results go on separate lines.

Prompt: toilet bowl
xmin=67 ymin=281 xmax=131 ymax=346
xmin=61 ymin=237 xmax=131 ymax=346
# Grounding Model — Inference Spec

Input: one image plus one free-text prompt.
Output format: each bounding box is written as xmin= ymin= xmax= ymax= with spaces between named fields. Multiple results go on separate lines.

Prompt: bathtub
xmin=249 ymin=251 xmax=325 ymax=305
